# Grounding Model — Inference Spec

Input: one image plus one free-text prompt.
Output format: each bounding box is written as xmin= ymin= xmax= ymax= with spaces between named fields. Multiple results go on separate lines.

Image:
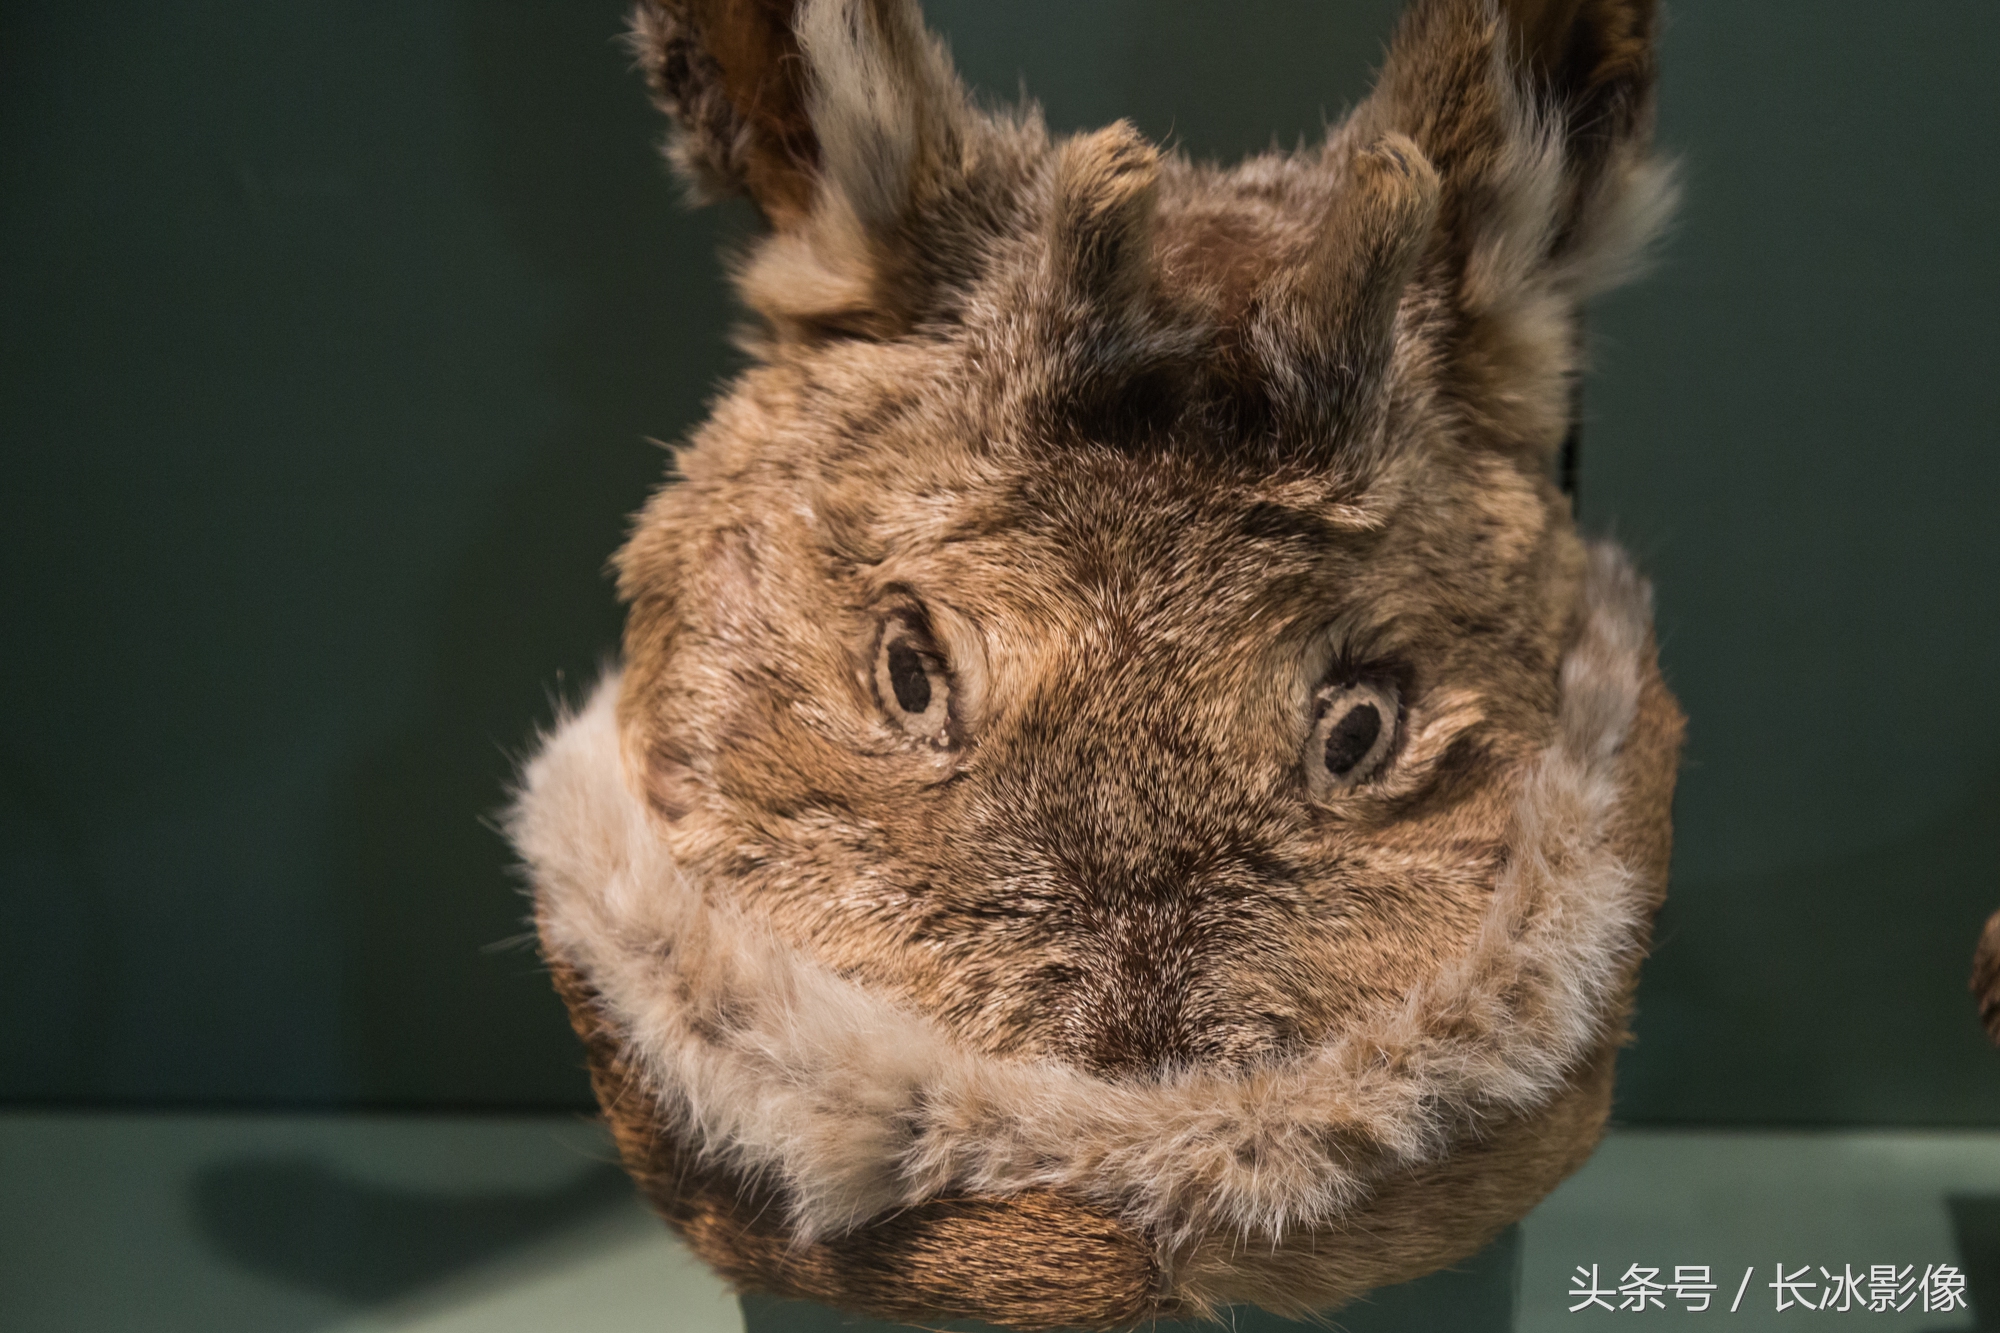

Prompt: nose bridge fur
xmin=1005 ymin=529 xmax=1276 ymax=833
xmin=974 ymin=631 xmax=1296 ymax=1075
xmin=989 ymin=635 xmax=1245 ymax=857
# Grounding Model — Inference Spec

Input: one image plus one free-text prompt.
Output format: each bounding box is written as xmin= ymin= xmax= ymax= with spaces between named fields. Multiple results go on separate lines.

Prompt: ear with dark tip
xmin=628 ymin=0 xmax=817 ymax=227
xmin=1366 ymin=0 xmax=1667 ymax=282
xmin=1506 ymin=0 xmax=1656 ymax=140
xmin=1253 ymin=134 xmax=1441 ymax=445
xmin=629 ymin=0 xmax=979 ymax=337
xmin=1353 ymin=0 xmax=1672 ymax=454
xmin=1505 ymin=0 xmax=1660 ymax=255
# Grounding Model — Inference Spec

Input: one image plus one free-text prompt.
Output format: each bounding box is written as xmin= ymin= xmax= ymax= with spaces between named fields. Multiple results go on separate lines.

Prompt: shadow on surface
xmin=191 ymin=1155 xmax=633 ymax=1304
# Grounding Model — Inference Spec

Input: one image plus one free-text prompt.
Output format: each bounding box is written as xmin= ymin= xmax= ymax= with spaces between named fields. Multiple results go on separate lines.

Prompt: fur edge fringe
xmin=512 ymin=541 xmax=1657 ymax=1251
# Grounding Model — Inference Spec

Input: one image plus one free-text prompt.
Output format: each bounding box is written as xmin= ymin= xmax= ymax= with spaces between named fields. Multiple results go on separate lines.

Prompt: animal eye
xmin=1308 ymin=679 xmax=1399 ymax=791
xmin=887 ymin=639 xmax=931 ymax=714
xmin=874 ymin=618 xmax=953 ymax=744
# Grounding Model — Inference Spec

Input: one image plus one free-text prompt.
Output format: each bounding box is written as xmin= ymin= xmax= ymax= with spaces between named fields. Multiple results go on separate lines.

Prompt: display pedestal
xmin=740 ymin=1224 xmax=1519 ymax=1333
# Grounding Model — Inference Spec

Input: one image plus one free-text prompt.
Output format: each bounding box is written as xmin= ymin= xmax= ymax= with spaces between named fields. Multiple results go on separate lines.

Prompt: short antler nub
xmin=1301 ymin=135 xmax=1440 ymax=337
xmin=1252 ymin=133 xmax=1440 ymax=444
xmin=1051 ymin=121 xmax=1162 ymax=302
xmin=1022 ymin=121 xmax=1187 ymax=435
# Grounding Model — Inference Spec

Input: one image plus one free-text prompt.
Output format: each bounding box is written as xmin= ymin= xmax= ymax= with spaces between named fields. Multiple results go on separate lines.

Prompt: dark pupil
xmin=1324 ymin=703 xmax=1381 ymax=777
xmin=887 ymin=639 xmax=932 ymax=715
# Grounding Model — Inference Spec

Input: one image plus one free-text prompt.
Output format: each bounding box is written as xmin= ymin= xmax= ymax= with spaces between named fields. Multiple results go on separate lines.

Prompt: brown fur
xmin=1176 ymin=647 xmax=1684 ymax=1315
xmin=1974 ymin=909 xmax=2000 ymax=1045
xmin=549 ymin=958 xmax=1163 ymax=1330
xmin=521 ymin=0 xmax=1683 ymax=1326
xmin=630 ymin=0 xmax=818 ymax=223
xmin=532 ymin=659 xmax=1680 ymax=1327
xmin=520 ymin=554 xmax=1665 ymax=1258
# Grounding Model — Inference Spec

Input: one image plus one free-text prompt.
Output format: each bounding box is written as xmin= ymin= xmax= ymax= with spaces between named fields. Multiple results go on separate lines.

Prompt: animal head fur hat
xmin=511 ymin=0 xmax=1684 ymax=1327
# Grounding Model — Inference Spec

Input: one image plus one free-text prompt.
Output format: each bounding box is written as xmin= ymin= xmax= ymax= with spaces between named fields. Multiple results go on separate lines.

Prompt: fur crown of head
xmin=512 ymin=1 xmax=1685 ymax=1328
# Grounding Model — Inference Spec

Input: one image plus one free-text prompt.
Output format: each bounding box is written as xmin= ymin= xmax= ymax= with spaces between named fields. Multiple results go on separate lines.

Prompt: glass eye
xmin=1309 ymin=679 xmax=1398 ymax=790
xmin=874 ymin=618 xmax=952 ymax=743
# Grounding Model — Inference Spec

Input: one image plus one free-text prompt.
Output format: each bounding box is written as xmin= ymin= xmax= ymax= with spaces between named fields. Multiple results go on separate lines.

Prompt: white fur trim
xmin=513 ymin=543 xmax=1657 ymax=1249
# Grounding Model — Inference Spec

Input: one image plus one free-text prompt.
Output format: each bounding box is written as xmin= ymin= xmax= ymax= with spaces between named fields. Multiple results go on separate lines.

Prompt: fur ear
xmin=1354 ymin=0 xmax=1675 ymax=453
xmin=630 ymin=0 xmax=817 ymax=225
xmin=630 ymin=0 xmax=975 ymax=336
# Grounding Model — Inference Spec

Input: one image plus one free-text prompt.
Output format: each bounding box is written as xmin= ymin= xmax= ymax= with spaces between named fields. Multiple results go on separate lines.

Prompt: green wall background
xmin=3 ymin=1 xmax=1996 ymax=1121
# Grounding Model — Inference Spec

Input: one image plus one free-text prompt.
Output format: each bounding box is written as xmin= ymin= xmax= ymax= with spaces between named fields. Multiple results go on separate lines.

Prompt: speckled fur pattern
xmin=521 ymin=548 xmax=1673 ymax=1294
xmin=519 ymin=0 xmax=1685 ymax=1326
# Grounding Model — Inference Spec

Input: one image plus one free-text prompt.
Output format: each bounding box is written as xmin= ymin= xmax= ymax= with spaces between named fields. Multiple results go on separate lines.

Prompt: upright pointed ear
xmin=1353 ymin=0 xmax=1674 ymax=454
xmin=629 ymin=0 xmax=977 ymax=337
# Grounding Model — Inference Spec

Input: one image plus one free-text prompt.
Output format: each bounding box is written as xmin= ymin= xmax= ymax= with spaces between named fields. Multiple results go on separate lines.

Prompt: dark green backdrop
xmin=4 ymin=1 xmax=1996 ymax=1121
